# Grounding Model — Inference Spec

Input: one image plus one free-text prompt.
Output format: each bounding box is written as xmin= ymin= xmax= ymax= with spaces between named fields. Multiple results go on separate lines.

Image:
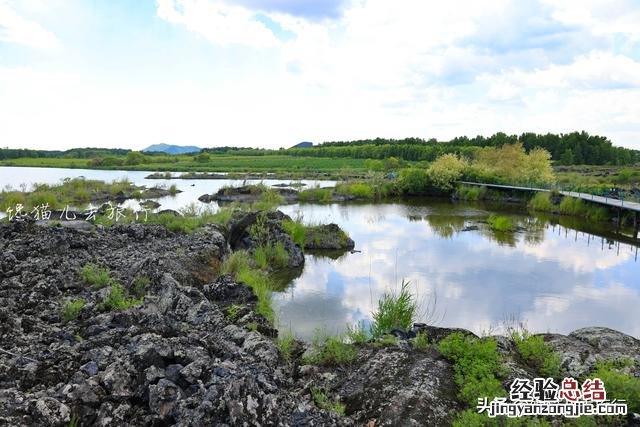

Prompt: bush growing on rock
xmin=438 ymin=332 xmax=506 ymax=406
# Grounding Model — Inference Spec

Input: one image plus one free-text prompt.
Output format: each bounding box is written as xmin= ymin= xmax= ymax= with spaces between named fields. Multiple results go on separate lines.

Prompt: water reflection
xmin=2 ymin=167 xmax=639 ymax=339
xmin=277 ymin=201 xmax=640 ymax=340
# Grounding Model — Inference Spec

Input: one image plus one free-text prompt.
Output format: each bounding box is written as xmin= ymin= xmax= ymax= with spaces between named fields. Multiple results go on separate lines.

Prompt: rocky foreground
xmin=1 ymin=218 xmax=639 ymax=426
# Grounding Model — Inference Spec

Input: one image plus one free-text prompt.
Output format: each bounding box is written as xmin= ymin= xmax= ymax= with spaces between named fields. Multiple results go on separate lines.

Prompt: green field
xmin=0 ymin=155 xmax=370 ymax=176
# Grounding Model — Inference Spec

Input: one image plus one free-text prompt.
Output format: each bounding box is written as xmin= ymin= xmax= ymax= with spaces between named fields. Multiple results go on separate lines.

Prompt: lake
xmin=2 ymin=166 xmax=639 ymax=339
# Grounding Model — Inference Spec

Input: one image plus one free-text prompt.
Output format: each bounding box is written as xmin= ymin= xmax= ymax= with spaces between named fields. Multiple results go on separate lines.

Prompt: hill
xmin=143 ymin=144 xmax=202 ymax=154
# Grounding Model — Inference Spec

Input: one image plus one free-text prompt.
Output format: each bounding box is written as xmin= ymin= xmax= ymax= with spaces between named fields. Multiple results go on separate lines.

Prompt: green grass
xmin=370 ymin=280 xmax=417 ymax=338
xmin=335 ymin=182 xmax=376 ymax=199
xmin=372 ymin=333 xmax=399 ymax=347
xmin=303 ymin=331 xmax=357 ymax=366
xmin=455 ymin=185 xmax=486 ymax=201
xmin=61 ymin=298 xmax=86 ymax=321
xmin=100 ymin=284 xmax=143 ymax=311
xmin=486 ymin=214 xmax=515 ymax=232
xmin=559 ymin=196 xmax=610 ymax=222
xmin=236 ymin=268 xmax=275 ymax=323
xmin=220 ymin=251 xmax=252 ymax=277
xmin=511 ymin=331 xmax=561 ymax=378
xmin=282 ymin=219 xmax=307 ymax=247
xmin=298 ymin=186 xmax=333 ymax=203
xmin=310 ymin=387 xmax=346 ymax=416
xmin=253 ymin=242 xmax=289 ymax=270
xmin=132 ymin=276 xmax=150 ymax=298
xmin=528 ymin=192 xmax=554 ymax=211
xmin=225 ymin=304 xmax=243 ymax=321
xmin=439 ymin=332 xmax=506 ymax=406
xmin=80 ymin=263 xmax=112 ymax=289
xmin=346 ymin=321 xmax=369 ymax=345
xmin=276 ymin=331 xmax=296 ymax=360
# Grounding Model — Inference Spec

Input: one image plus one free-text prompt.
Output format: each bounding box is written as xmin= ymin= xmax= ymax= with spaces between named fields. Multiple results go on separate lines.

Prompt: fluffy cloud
xmin=2 ymin=0 xmax=640 ymax=149
xmin=0 ymin=0 xmax=59 ymax=49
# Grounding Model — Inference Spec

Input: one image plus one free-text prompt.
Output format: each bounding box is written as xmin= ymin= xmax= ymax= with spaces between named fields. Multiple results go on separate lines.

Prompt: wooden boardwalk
xmin=458 ymin=181 xmax=640 ymax=213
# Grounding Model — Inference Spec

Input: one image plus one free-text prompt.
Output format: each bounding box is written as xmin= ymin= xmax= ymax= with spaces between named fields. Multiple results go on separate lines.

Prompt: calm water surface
xmin=2 ymin=166 xmax=639 ymax=339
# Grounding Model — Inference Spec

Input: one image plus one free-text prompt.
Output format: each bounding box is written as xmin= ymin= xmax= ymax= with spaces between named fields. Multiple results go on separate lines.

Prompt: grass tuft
xmin=100 ymin=284 xmax=142 ymax=311
xmin=370 ymin=280 xmax=416 ymax=338
xmin=80 ymin=263 xmax=112 ymax=289
xmin=311 ymin=387 xmax=346 ymax=416
xmin=61 ymin=298 xmax=86 ymax=321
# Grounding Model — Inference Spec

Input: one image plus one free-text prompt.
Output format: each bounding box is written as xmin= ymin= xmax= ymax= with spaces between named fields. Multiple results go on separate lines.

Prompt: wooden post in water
xmin=634 ymin=211 xmax=639 ymax=240
xmin=617 ymin=208 xmax=622 ymax=233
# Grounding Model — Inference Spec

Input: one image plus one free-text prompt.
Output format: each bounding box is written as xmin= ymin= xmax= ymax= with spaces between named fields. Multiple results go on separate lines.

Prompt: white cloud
xmin=0 ymin=0 xmax=59 ymax=49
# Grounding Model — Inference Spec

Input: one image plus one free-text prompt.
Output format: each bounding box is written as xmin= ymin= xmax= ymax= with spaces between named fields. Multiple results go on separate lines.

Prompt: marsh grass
xmin=486 ymin=214 xmax=515 ymax=232
xmin=370 ymin=280 xmax=417 ymax=338
xmin=413 ymin=331 xmax=430 ymax=351
xmin=253 ymin=242 xmax=289 ymax=270
xmin=455 ymin=185 xmax=487 ymax=201
xmin=236 ymin=268 xmax=275 ymax=323
xmin=335 ymin=182 xmax=375 ymax=199
xmin=282 ymin=219 xmax=306 ymax=247
xmin=528 ymin=192 xmax=554 ymax=211
xmin=298 ymin=186 xmax=333 ymax=203
xmin=132 ymin=276 xmax=150 ymax=298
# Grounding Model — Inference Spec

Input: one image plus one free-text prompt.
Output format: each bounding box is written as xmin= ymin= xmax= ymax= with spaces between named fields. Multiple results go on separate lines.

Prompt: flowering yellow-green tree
xmin=427 ymin=153 xmax=468 ymax=190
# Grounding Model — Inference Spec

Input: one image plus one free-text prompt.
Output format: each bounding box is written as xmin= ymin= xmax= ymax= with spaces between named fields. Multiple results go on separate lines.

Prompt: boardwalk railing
xmin=457 ymin=181 xmax=640 ymax=213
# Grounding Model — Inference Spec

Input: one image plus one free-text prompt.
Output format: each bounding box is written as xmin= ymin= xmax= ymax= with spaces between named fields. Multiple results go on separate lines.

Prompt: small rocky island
xmin=0 ymin=214 xmax=639 ymax=426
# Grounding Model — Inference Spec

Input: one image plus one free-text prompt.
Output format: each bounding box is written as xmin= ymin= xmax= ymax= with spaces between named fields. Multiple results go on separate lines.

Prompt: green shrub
xmin=370 ymin=280 xmax=416 ymax=338
xmin=100 ymin=284 xmax=142 ymax=311
xmin=511 ymin=331 xmax=561 ymax=378
xmin=398 ymin=168 xmax=431 ymax=195
xmin=487 ymin=215 xmax=515 ymax=232
xmin=80 ymin=263 xmax=112 ymax=288
xmin=61 ymin=298 xmax=86 ymax=321
xmin=528 ymin=192 xmax=554 ymax=212
xmin=310 ymin=387 xmax=346 ymax=416
xmin=303 ymin=331 xmax=357 ymax=366
xmin=439 ymin=332 xmax=506 ymax=406
xmin=589 ymin=361 xmax=640 ymax=413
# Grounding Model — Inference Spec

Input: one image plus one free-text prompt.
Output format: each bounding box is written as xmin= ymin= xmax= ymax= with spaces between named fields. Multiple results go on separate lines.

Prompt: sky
xmin=1 ymin=0 xmax=640 ymax=151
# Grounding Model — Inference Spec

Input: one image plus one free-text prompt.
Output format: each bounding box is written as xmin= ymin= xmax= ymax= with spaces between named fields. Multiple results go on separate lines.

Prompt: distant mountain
xmin=291 ymin=141 xmax=313 ymax=148
xmin=143 ymin=144 xmax=202 ymax=154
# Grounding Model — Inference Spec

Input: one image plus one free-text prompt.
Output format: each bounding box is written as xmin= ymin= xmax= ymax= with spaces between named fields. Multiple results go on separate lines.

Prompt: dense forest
xmin=1 ymin=131 xmax=638 ymax=165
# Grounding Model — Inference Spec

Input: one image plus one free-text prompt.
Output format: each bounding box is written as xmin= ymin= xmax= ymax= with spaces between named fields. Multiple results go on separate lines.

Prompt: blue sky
xmin=1 ymin=0 xmax=640 ymax=150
